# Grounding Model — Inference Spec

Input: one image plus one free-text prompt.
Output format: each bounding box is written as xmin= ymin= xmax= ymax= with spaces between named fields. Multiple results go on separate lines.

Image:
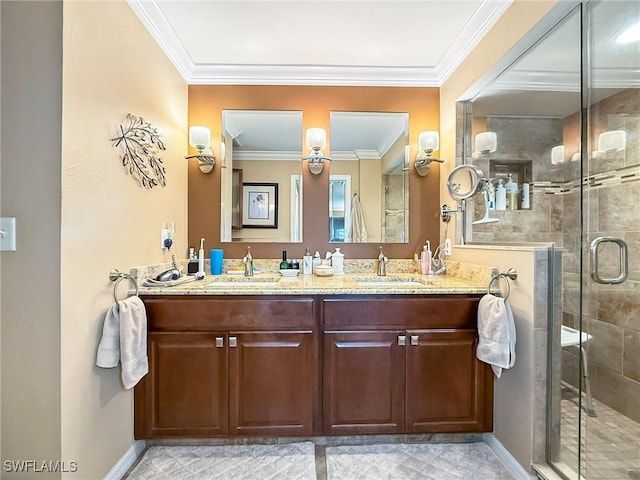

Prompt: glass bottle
xmin=279 ymin=250 xmax=289 ymax=270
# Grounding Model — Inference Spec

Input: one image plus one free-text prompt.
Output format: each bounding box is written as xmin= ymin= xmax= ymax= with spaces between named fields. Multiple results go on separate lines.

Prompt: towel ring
xmin=488 ymin=274 xmax=510 ymax=300
xmin=487 ymin=268 xmax=517 ymax=300
xmin=109 ymin=269 xmax=139 ymax=304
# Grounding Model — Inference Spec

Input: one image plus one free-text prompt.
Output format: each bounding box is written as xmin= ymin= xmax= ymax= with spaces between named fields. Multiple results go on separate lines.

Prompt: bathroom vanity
xmin=133 ymin=276 xmax=493 ymax=439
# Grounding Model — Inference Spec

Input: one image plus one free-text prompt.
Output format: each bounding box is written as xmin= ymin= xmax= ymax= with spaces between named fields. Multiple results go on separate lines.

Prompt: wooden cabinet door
xmin=405 ymin=329 xmax=493 ymax=433
xmin=228 ymin=331 xmax=314 ymax=436
xmin=135 ymin=332 xmax=228 ymax=438
xmin=323 ymin=331 xmax=405 ymax=435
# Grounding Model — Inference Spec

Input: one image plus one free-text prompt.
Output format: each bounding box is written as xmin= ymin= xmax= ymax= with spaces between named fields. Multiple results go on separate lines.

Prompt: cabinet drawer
xmin=323 ymin=295 xmax=480 ymax=329
xmin=143 ymin=296 xmax=315 ymax=331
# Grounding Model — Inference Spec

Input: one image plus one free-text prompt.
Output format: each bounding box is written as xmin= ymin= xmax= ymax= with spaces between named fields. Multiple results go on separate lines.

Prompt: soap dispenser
xmin=421 ymin=241 xmax=432 ymax=275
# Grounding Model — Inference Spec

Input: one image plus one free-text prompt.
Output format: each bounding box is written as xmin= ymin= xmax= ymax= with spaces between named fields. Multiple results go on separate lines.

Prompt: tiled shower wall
xmin=468 ymin=89 xmax=640 ymax=422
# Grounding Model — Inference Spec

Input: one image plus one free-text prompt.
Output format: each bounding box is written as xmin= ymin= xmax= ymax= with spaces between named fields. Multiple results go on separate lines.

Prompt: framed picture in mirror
xmin=242 ymin=182 xmax=278 ymax=228
xmin=232 ymin=169 xmax=243 ymax=230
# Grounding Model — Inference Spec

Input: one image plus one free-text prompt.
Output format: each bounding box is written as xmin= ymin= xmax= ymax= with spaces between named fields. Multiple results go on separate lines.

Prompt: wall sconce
xmin=593 ymin=130 xmax=626 ymax=158
xmin=303 ymin=128 xmax=331 ymax=175
xmin=471 ymin=132 xmax=497 ymax=159
xmin=551 ymin=145 xmax=565 ymax=165
xmin=185 ymin=126 xmax=216 ymax=174
xmin=414 ymin=131 xmax=444 ymax=177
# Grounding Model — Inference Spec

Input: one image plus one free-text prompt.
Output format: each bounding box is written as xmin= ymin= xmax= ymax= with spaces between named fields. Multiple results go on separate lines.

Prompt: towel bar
xmin=109 ymin=269 xmax=139 ymax=304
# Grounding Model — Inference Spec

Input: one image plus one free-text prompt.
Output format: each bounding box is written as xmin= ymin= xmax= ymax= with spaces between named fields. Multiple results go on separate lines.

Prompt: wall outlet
xmin=0 ymin=217 xmax=17 ymax=251
xmin=161 ymin=228 xmax=172 ymax=249
xmin=443 ymin=238 xmax=452 ymax=256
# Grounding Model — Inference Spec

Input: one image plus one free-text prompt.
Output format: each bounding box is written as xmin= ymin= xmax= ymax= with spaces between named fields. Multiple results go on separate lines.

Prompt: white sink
xmin=207 ymin=281 xmax=280 ymax=287
xmin=356 ymin=280 xmax=425 ymax=287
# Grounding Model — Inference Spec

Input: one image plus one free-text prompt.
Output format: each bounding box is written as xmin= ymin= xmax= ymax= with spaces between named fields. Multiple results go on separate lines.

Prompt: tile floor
xmin=560 ymin=387 xmax=640 ymax=480
xmin=124 ymin=439 xmax=515 ymax=480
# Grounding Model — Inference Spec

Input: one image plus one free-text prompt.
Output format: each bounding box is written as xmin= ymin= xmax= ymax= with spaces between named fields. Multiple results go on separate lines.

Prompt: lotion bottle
xmin=302 ymin=247 xmax=313 ymax=275
xmin=505 ymin=174 xmax=518 ymax=210
xmin=312 ymin=251 xmax=321 ymax=269
xmin=420 ymin=241 xmax=432 ymax=275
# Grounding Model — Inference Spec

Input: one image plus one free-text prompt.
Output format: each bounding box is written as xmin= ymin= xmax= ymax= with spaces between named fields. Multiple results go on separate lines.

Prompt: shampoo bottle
xmin=496 ymin=179 xmax=507 ymax=211
xmin=521 ymin=183 xmax=530 ymax=209
xmin=505 ymin=174 xmax=518 ymax=210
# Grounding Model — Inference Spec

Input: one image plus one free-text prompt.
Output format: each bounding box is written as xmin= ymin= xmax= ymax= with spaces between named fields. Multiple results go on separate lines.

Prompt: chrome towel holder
xmin=487 ymin=268 xmax=518 ymax=300
xmin=109 ymin=269 xmax=139 ymax=304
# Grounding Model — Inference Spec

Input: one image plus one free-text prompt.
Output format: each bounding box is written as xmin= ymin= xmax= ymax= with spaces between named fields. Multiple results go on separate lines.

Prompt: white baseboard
xmin=483 ymin=434 xmax=535 ymax=480
xmin=103 ymin=440 xmax=146 ymax=480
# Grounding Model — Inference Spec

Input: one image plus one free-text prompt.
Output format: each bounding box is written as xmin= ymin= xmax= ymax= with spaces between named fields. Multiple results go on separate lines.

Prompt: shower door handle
xmin=589 ymin=236 xmax=628 ymax=284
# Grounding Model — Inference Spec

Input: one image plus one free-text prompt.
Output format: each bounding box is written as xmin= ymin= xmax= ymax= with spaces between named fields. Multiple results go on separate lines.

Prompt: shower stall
xmin=460 ymin=2 xmax=640 ymax=478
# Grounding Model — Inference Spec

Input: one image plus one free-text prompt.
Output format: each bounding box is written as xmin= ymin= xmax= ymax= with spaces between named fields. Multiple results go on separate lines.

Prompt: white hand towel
xmin=476 ymin=293 xmax=516 ymax=378
xmin=345 ymin=194 xmax=368 ymax=243
xmin=96 ymin=304 xmax=120 ymax=368
xmin=96 ymin=296 xmax=148 ymax=389
xmin=118 ymin=296 xmax=149 ymax=389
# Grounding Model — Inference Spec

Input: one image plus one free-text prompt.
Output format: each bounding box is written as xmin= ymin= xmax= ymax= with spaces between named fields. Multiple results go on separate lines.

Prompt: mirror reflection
xmin=221 ymin=110 xmax=303 ymax=243
xmin=329 ymin=112 xmax=409 ymax=243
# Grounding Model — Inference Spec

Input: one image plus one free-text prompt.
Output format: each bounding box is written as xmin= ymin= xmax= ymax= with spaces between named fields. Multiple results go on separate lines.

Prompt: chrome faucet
xmin=377 ymin=246 xmax=389 ymax=276
xmin=243 ymin=246 xmax=254 ymax=277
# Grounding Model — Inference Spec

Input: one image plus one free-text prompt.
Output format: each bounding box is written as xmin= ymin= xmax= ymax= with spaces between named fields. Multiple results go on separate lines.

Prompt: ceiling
xmin=128 ymin=0 xmax=513 ymax=86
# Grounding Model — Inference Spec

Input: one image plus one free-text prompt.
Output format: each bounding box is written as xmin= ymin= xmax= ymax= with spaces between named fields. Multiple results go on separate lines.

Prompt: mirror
xmin=221 ymin=110 xmax=303 ymax=243
xmin=329 ymin=112 xmax=409 ymax=243
xmin=447 ymin=165 xmax=486 ymax=201
xmin=460 ymin=6 xmax=583 ymax=242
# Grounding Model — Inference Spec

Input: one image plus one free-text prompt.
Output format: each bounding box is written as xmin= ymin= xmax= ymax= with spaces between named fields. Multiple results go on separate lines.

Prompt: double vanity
xmin=134 ymin=270 xmax=495 ymax=440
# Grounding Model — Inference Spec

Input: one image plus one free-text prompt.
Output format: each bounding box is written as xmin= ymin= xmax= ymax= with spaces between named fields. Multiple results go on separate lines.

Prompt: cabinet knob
xmin=229 ymin=336 xmax=238 ymax=348
xmin=398 ymin=335 xmax=406 ymax=346
xmin=410 ymin=335 xmax=419 ymax=346
xmin=215 ymin=337 xmax=224 ymax=348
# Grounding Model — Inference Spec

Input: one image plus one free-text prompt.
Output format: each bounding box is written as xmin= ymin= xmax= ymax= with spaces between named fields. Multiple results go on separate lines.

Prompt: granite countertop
xmin=136 ymin=272 xmax=488 ymax=296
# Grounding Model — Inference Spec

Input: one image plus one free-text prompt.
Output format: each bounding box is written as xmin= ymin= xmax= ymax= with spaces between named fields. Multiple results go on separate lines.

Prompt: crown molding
xmin=233 ymin=150 xmax=301 ymax=161
xmin=435 ymin=0 xmax=514 ymax=84
xmin=128 ymin=0 xmax=509 ymax=87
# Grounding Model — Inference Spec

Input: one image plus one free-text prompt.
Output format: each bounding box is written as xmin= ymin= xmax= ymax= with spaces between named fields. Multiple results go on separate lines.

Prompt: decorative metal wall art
xmin=111 ymin=114 xmax=167 ymax=188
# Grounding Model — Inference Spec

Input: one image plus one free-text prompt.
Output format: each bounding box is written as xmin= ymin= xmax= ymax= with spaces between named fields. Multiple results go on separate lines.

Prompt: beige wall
xmin=1 ymin=2 xmax=63 ymax=477
xmin=440 ymin=0 xmax=558 ymax=244
xmin=440 ymin=0 xmax=559 ymax=473
xmin=60 ymin=2 xmax=188 ymax=479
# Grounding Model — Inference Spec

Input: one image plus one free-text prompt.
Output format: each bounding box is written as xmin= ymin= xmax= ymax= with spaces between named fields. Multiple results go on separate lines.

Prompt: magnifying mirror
xmin=447 ymin=164 xmax=486 ymax=201
xmin=442 ymin=164 xmax=496 ymax=224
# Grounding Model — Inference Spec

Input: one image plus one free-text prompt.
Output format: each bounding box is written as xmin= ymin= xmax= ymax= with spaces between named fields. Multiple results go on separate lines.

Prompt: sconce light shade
xmin=306 ymin=128 xmax=327 ymax=150
xmin=414 ymin=130 xmax=444 ymax=176
xmin=551 ymin=145 xmax=565 ymax=165
xmin=189 ymin=126 xmax=211 ymax=150
xmin=597 ymin=130 xmax=626 ymax=153
xmin=303 ymin=128 xmax=331 ymax=175
xmin=419 ymin=131 xmax=439 ymax=153
xmin=475 ymin=132 xmax=497 ymax=154
xmin=186 ymin=125 xmax=215 ymax=174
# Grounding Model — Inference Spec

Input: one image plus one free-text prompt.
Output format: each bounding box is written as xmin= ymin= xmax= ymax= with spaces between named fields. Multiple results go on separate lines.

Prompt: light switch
xmin=0 ymin=217 xmax=16 ymax=251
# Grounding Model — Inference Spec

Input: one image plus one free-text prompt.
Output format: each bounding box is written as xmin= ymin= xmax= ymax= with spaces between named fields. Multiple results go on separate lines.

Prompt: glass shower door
xmin=578 ymin=2 xmax=640 ymax=479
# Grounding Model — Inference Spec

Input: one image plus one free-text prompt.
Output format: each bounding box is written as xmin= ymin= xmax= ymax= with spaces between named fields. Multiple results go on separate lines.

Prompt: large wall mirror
xmin=220 ymin=110 xmax=303 ymax=243
xmin=460 ymin=6 xmax=582 ymax=243
xmin=329 ymin=111 xmax=409 ymax=243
